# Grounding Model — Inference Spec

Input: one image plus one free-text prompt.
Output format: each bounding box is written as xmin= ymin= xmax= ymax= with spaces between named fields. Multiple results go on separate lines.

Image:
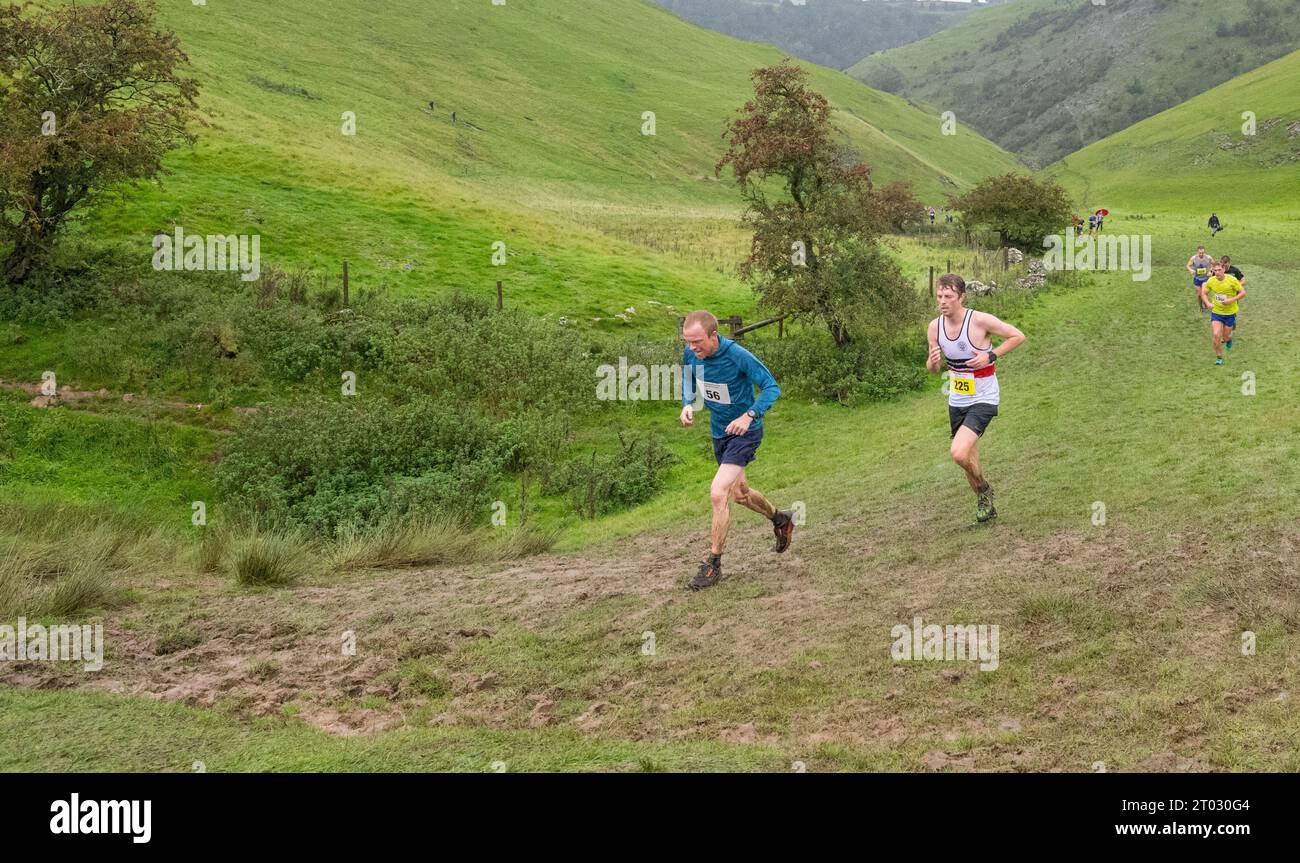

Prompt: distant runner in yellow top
xmin=1198 ymin=262 xmax=1245 ymax=365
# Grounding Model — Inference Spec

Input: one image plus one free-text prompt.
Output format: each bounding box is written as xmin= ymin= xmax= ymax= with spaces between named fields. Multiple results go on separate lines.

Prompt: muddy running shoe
xmin=773 ymin=510 xmax=795 ymax=553
xmin=976 ymin=483 xmax=997 ymax=523
xmin=689 ymin=557 xmax=723 ymax=591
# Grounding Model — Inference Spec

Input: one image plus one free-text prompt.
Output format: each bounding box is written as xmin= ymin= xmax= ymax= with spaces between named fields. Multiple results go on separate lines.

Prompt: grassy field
xmin=3 ymin=209 xmax=1296 ymax=771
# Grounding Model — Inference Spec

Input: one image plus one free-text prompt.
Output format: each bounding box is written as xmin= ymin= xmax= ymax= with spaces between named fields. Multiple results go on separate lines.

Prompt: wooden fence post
xmin=929 ymin=266 xmax=934 ymax=297
xmin=496 ymin=280 xmax=503 ymax=311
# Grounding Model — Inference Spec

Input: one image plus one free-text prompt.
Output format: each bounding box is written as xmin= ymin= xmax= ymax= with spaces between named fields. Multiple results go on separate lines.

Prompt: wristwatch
xmin=986 ymin=350 xmax=997 ymax=365
xmin=746 ymin=409 xmax=758 ymax=420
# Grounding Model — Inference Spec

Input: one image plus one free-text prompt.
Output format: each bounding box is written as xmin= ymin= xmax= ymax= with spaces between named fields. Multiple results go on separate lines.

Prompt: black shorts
xmin=713 ymin=426 xmax=763 ymax=466
xmin=949 ymin=402 xmax=998 ymax=438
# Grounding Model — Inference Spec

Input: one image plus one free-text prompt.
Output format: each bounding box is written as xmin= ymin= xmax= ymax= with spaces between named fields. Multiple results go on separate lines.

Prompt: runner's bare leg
xmin=951 ymin=426 xmax=985 ymax=492
xmin=731 ymin=474 xmax=776 ymax=520
xmin=710 ymin=463 xmax=746 ymax=555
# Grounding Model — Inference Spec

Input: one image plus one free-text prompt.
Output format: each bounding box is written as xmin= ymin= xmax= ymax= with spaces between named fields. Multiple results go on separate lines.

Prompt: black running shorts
xmin=949 ymin=402 xmax=998 ymax=438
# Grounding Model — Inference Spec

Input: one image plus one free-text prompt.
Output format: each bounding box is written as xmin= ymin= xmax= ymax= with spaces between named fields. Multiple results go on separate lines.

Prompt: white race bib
xmin=698 ymin=380 xmax=731 ymax=405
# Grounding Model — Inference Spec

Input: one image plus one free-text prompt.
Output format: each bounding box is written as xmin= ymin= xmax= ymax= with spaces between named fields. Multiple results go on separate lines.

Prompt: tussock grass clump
xmin=228 ymin=530 xmax=313 ymax=587
xmin=154 ymin=624 xmax=205 ymax=656
xmin=192 ymin=524 xmax=233 ymax=574
xmin=0 ymin=536 xmax=116 ymax=618
xmin=490 ymin=525 xmax=559 ymax=561
xmin=1016 ymin=591 xmax=1086 ymax=626
xmin=248 ymin=658 xmax=281 ymax=681
xmin=192 ymin=515 xmax=553 ymax=588
xmin=0 ymin=502 xmax=183 ymax=617
xmin=327 ymin=515 xmax=557 ymax=572
xmin=328 ymin=515 xmax=477 ymax=571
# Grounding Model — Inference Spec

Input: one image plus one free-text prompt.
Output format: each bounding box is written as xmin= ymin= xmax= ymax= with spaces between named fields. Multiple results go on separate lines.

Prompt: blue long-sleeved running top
xmin=680 ymin=336 xmax=780 ymax=439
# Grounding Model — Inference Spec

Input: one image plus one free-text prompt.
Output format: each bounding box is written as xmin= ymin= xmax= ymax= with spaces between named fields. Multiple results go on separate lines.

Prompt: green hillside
xmin=1051 ymin=48 xmax=1300 ymax=213
xmin=849 ymin=0 xmax=1300 ymax=167
xmin=67 ymin=0 xmax=1021 ymax=327
xmin=650 ymin=0 xmax=1003 ymax=71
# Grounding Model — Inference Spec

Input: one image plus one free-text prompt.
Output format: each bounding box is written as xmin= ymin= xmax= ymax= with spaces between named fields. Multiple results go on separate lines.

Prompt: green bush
xmin=233 ymin=300 xmax=331 ymax=384
xmin=763 ymin=333 xmax=925 ymax=405
xmin=497 ymin=409 xmax=572 ymax=487
xmin=0 ymin=267 xmax=102 ymax=324
xmin=216 ymin=396 xmax=509 ymax=536
xmin=549 ymin=431 xmax=681 ymax=519
xmin=381 ymin=293 xmax=590 ymax=419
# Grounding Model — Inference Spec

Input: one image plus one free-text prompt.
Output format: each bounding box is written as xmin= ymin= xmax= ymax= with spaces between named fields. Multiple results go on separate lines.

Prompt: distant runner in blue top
xmin=679 ymin=310 xmax=794 ymax=591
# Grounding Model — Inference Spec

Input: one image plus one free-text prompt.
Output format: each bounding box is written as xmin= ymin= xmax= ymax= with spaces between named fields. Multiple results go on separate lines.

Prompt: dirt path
xmin=1 ymin=377 xmax=254 ymax=415
xmin=5 ymin=511 xmax=1294 ymax=771
xmin=1 ymin=528 xmax=697 ymax=736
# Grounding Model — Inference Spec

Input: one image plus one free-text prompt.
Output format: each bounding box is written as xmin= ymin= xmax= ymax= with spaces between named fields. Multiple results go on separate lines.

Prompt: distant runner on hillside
xmin=926 ymin=274 xmax=1026 ymax=524
xmin=1199 ymin=262 xmax=1244 ymax=365
xmin=1187 ymin=246 xmax=1215 ymax=311
xmin=679 ymin=310 xmax=794 ymax=591
xmin=1208 ymin=212 xmax=1222 ymax=236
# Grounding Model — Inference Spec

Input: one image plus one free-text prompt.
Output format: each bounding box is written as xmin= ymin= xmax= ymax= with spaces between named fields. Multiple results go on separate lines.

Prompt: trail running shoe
xmin=689 ymin=558 xmax=722 ymax=591
xmin=1215 ymin=357 xmax=1225 ymax=365
xmin=773 ymin=511 xmax=795 ymax=553
xmin=976 ymin=483 xmax=997 ymax=523
xmin=1226 ymin=339 xmax=1233 ymax=350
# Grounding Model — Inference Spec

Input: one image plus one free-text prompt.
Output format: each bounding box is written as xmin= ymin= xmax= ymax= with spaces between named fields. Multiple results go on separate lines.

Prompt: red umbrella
xmin=1095 ymin=208 xmax=1109 ymax=216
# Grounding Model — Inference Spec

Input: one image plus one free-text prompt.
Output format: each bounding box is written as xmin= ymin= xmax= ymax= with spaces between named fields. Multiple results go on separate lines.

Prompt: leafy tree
xmin=950 ymin=173 xmax=1073 ymax=250
xmin=717 ymin=60 xmax=911 ymax=346
xmin=0 ymin=0 xmax=198 ymax=284
xmin=873 ymin=179 xmax=926 ymax=233
xmin=863 ymin=63 xmax=904 ymax=94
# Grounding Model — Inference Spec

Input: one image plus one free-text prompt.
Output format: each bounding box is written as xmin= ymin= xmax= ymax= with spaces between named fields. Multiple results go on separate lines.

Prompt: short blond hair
xmin=682 ymin=310 xmax=718 ymax=336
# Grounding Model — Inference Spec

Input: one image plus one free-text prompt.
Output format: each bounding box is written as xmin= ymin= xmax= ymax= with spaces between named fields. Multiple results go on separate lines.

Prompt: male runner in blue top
xmin=679 ymin=310 xmax=793 ymax=590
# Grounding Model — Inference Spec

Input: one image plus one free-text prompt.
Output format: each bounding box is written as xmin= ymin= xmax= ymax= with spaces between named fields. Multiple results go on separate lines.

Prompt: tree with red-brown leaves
xmin=873 ymin=179 xmax=926 ymax=234
xmin=0 ymin=0 xmax=198 ymax=285
xmin=716 ymin=60 xmax=911 ymax=347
